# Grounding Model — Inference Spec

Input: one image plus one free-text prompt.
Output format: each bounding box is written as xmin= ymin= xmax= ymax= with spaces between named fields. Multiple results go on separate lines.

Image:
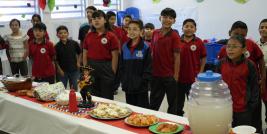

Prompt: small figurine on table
xmin=78 ymin=66 xmax=95 ymax=108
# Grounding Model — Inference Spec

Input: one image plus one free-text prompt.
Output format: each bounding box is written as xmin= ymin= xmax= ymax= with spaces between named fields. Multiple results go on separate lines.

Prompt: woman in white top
xmin=5 ymin=19 xmax=29 ymax=76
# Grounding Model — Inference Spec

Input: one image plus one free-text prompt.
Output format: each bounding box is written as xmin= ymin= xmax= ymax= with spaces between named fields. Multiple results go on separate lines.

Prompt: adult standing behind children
xmin=83 ymin=10 xmax=119 ymax=100
xmin=55 ymin=25 xmax=81 ymax=91
xmin=29 ymin=23 xmax=55 ymax=84
xmin=217 ymin=35 xmax=259 ymax=129
xmin=5 ymin=19 xmax=28 ymax=76
xmin=256 ymin=18 xmax=267 ymax=134
xmin=149 ymin=8 xmax=180 ymax=115
xmin=119 ymin=20 xmax=151 ymax=108
xmin=177 ymin=19 xmax=206 ymax=116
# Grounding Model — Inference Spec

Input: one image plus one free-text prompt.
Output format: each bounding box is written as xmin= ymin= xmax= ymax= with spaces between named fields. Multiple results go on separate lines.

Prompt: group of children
xmin=1 ymin=5 xmax=267 ymax=133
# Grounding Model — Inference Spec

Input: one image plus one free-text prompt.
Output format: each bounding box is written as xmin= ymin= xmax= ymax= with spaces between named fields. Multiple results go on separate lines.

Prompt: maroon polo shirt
xmin=29 ymin=40 xmax=55 ymax=78
xmin=179 ymin=36 xmax=207 ymax=84
xmin=151 ymin=29 xmax=181 ymax=77
xmin=83 ymin=31 xmax=119 ymax=61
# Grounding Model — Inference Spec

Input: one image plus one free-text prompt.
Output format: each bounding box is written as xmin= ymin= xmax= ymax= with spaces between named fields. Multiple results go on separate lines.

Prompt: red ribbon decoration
xmin=39 ymin=0 xmax=46 ymax=10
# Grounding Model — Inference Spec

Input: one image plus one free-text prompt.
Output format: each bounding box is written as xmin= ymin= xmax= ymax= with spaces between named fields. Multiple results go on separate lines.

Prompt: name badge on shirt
xmin=40 ymin=48 xmax=46 ymax=54
xmin=101 ymin=37 xmax=108 ymax=45
xmin=136 ymin=51 xmax=143 ymax=58
xmin=244 ymin=50 xmax=250 ymax=58
xmin=190 ymin=45 xmax=197 ymax=51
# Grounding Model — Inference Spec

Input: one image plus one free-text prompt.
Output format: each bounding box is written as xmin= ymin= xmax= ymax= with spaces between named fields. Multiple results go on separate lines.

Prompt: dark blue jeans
xmin=58 ymin=70 xmax=80 ymax=91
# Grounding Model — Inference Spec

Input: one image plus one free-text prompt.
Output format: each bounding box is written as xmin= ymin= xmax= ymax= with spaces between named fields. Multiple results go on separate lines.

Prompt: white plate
xmin=232 ymin=125 xmax=256 ymax=134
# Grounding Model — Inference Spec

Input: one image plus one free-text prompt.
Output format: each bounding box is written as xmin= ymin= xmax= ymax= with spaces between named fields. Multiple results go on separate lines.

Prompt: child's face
xmin=144 ymin=28 xmax=154 ymax=38
xmin=86 ymin=9 xmax=95 ymax=23
xmin=259 ymin=22 xmax=267 ymax=38
xmin=182 ymin=22 xmax=196 ymax=37
xmin=160 ymin=16 xmax=175 ymax=29
xmin=108 ymin=16 xmax=116 ymax=26
xmin=92 ymin=16 xmax=106 ymax=29
xmin=230 ymin=28 xmax=247 ymax=38
xmin=226 ymin=39 xmax=245 ymax=61
xmin=10 ymin=21 xmax=20 ymax=33
xmin=32 ymin=17 xmax=41 ymax=25
xmin=33 ymin=29 xmax=45 ymax=40
xmin=128 ymin=23 xmax=141 ymax=40
xmin=57 ymin=29 xmax=69 ymax=42
xmin=123 ymin=17 xmax=131 ymax=27
xmin=84 ymin=70 xmax=89 ymax=75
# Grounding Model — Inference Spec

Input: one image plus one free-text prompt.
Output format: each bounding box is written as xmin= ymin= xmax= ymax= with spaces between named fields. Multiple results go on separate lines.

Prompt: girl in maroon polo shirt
xmin=29 ymin=23 xmax=55 ymax=84
xmin=83 ymin=10 xmax=119 ymax=100
xmin=177 ymin=19 xmax=207 ymax=116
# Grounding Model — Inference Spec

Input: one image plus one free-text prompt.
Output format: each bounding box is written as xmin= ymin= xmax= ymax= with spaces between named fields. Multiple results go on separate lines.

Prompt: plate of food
xmin=124 ymin=113 xmax=159 ymax=127
xmin=88 ymin=103 xmax=132 ymax=120
xmin=149 ymin=122 xmax=184 ymax=134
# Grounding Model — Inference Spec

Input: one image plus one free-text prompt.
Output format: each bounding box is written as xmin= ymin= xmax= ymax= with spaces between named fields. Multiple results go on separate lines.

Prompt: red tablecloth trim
xmin=7 ymin=92 xmax=48 ymax=104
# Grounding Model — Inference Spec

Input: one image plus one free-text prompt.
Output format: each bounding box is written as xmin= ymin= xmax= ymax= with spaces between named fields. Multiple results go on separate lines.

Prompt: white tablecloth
xmin=0 ymin=93 xmax=189 ymax=134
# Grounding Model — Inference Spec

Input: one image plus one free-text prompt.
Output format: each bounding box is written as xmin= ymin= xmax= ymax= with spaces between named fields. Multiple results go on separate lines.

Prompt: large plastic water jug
xmin=187 ymin=70 xmax=232 ymax=134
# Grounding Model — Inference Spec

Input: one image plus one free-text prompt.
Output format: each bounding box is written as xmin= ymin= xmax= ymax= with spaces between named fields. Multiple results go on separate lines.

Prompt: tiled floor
xmin=114 ymin=88 xmax=267 ymax=133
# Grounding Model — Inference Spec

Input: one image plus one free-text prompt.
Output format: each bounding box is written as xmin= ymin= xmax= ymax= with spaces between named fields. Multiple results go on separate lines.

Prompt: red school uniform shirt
xmin=120 ymin=27 xmax=129 ymax=46
xmin=151 ymin=29 xmax=181 ymax=77
xmin=218 ymin=39 xmax=263 ymax=71
xmin=111 ymin=26 xmax=124 ymax=49
xmin=179 ymin=36 xmax=207 ymax=84
xmin=29 ymin=40 xmax=55 ymax=78
xmin=27 ymin=28 xmax=50 ymax=43
xmin=83 ymin=31 xmax=119 ymax=61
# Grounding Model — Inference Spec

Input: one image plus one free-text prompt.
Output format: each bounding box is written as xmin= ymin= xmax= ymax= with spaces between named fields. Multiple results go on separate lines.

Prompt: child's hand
xmin=58 ymin=69 xmax=64 ymax=76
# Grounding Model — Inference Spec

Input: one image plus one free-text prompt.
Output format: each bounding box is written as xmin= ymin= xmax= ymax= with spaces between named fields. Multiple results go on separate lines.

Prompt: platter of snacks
xmin=149 ymin=122 xmax=184 ymax=134
xmin=88 ymin=103 xmax=132 ymax=120
xmin=124 ymin=113 xmax=159 ymax=127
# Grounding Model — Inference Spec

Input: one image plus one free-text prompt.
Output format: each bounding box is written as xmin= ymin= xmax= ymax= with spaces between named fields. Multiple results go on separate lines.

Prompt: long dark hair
xmin=91 ymin=10 xmax=111 ymax=32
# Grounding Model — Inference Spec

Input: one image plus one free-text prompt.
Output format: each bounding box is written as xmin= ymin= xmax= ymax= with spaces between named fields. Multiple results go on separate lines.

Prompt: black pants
xmin=251 ymin=96 xmax=263 ymax=133
xmin=149 ymin=77 xmax=177 ymax=115
xmin=34 ymin=76 xmax=55 ymax=84
xmin=126 ymin=92 xmax=149 ymax=108
xmin=10 ymin=61 xmax=28 ymax=76
xmin=177 ymin=82 xmax=192 ymax=116
xmin=89 ymin=60 xmax=115 ymax=100
xmin=232 ymin=110 xmax=253 ymax=128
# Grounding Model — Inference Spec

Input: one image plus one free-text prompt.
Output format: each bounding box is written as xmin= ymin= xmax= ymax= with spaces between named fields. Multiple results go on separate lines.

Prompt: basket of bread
xmin=1 ymin=76 xmax=32 ymax=92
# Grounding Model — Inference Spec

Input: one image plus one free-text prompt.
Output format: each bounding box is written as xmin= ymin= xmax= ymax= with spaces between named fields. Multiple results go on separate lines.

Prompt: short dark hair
xmin=56 ymin=25 xmax=68 ymax=33
xmin=228 ymin=35 xmax=246 ymax=48
xmin=144 ymin=23 xmax=155 ymax=29
xmin=33 ymin=22 xmax=47 ymax=31
xmin=106 ymin=11 xmax=116 ymax=20
xmin=91 ymin=10 xmax=110 ymax=32
xmin=123 ymin=15 xmax=132 ymax=20
xmin=259 ymin=19 xmax=267 ymax=28
xmin=230 ymin=21 xmax=248 ymax=32
xmin=32 ymin=14 xmax=41 ymax=21
xmin=9 ymin=19 xmax=20 ymax=27
xmin=86 ymin=6 xmax=97 ymax=11
xmin=129 ymin=20 xmax=143 ymax=30
xmin=183 ymin=18 xmax=196 ymax=27
xmin=161 ymin=8 xmax=176 ymax=19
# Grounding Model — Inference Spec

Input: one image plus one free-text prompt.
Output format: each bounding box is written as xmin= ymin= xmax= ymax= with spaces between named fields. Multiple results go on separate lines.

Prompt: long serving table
xmin=0 ymin=92 xmax=189 ymax=134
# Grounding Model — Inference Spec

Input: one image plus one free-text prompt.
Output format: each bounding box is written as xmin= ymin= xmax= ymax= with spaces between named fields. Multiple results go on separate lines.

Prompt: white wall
xmin=123 ymin=0 xmax=267 ymax=40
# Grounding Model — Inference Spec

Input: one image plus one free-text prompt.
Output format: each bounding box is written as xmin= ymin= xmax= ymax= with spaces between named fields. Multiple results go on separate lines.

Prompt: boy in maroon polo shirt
xmin=217 ymin=35 xmax=259 ymax=129
xmin=149 ymin=8 xmax=180 ymax=115
xmin=218 ymin=21 xmax=264 ymax=133
xmin=29 ymin=23 xmax=55 ymax=84
xmin=177 ymin=19 xmax=206 ymax=116
xmin=27 ymin=14 xmax=49 ymax=43
xmin=83 ymin=10 xmax=119 ymax=100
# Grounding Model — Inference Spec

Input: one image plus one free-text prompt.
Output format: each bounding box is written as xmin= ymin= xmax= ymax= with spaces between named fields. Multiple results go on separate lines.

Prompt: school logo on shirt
xmin=136 ymin=51 xmax=143 ymax=58
xmin=40 ymin=48 xmax=46 ymax=54
xmin=190 ymin=45 xmax=197 ymax=51
xmin=101 ymin=37 xmax=108 ymax=45
xmin=244 ymin=50 xmax=250 ymax=58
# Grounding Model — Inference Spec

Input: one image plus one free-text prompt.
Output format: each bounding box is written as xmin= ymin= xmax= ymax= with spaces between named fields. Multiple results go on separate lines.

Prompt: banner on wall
xmin=142 ymin=7 xmax=198 ymax=34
